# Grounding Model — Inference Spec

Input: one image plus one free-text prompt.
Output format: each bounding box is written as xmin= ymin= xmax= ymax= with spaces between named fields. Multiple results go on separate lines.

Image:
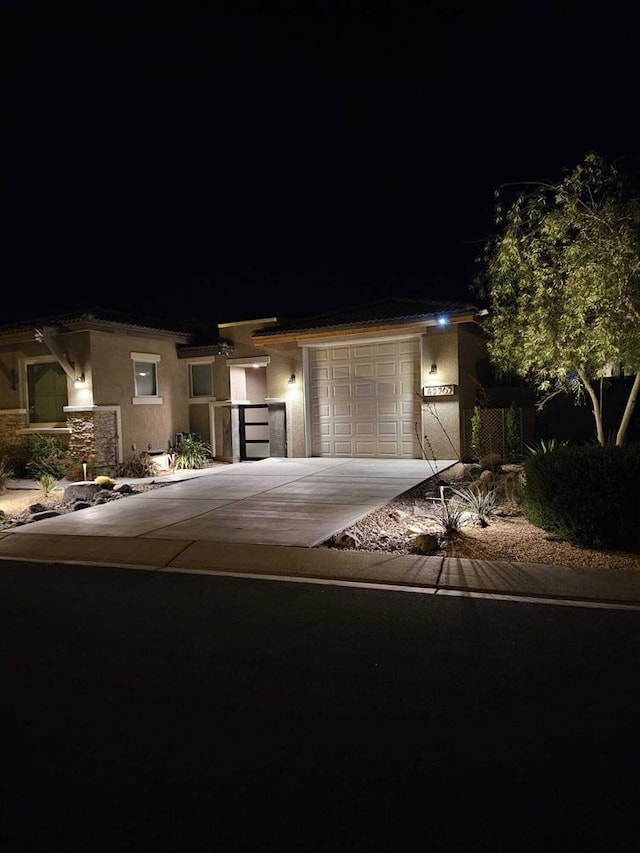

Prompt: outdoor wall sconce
xmin=429 ymin=363 xmax=437 ymax=375
xmin=288 ymin=373 xmax=296 ymax=385
xmin=73 ymin=373 xmax=85 ymax=388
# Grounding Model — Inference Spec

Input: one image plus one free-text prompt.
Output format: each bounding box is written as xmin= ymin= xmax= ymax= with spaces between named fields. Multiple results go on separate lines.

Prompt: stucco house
xmin=0 ymin=299 xmax=503 ymax=470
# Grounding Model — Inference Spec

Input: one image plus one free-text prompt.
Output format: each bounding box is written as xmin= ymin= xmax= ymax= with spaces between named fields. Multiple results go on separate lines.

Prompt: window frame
xmin=131 ymin=352 xmax=163 ymax=405
xmin=188 ymin=357 xmax=215 ymax=400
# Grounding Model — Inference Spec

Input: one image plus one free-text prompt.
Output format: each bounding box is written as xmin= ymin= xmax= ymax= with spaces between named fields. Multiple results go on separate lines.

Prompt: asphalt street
xmin=2 ymin=560 xmax=640 ymax=852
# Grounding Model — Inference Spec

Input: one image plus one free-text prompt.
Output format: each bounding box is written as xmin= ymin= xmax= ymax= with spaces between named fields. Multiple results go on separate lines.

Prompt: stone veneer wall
xmin=93 ymin=410 xmax=119 ymax=467
xmin=66 ymin=413 xmax=95 ymax=462
xmin=0 ymin=411 xmax=28 ymax=454
xmin=66 ymin=410 xmax=118 ymax=468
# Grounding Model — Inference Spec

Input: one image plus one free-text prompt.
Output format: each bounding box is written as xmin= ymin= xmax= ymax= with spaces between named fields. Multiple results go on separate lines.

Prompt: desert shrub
xmin=16 ymin=434 xmax=67 ymax=479
xmin=169 ymin=435 xmax=211 ymax=470
xmin=118 ymin=452 xmax=160 ymax=478
xmin=523 ymin=444 xmax=640 ymax=550
xmin=0 ymin=459 xmax=14 ymax=491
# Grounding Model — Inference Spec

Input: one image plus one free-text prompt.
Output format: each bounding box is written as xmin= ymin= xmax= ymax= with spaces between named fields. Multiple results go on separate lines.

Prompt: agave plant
xmin=525 ymin=438 xmax=569 ymax=455
xmin=450 ymin=485 xmax=498 ymax=528
xmin=431 ymin=487 xmax=469 ymax=541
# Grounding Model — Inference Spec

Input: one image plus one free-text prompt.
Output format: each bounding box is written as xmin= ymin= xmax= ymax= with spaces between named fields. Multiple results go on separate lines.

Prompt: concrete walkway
xmin=1 ymin=458 xmax=640 ymax=608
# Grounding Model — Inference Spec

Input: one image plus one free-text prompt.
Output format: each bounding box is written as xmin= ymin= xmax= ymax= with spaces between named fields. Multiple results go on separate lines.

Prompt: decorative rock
xmin=113 ymin=483 xmax=133 ymax=494
xmin=388 ymin=508 xmax=408 ymax=521
xmin=63 ymin=483 xmax=102 ymax=503
xmin=72 ymin=501 xmax=92 ymax=511
xmin=441 ymin=462 xmax=470 ymax=482
xmin=479 ymin=470 xmax=495 ymax=486
xmin=28 ymin=503 xmax=49 ymax=513
xmin=30 ymin=510 xmax=61 ymax=522
xmin=411 ymin=533 xmax=439 ymax=554
xmin=334 ymin=530 xmax=360 ymax=548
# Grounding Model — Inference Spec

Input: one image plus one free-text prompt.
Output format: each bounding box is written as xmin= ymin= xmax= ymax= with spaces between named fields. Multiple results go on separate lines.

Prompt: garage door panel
xmin=332 ymin=385 xmax=352 ymax=398
xmin=311 ymin=403 xmax=331 ymax=421
xmin=334 ymin=423 xmax=353 ymax=436
xmin=378 ymin=422 xmax=398 ymax=435
xmin=377 ymin=381 xmax=399 ymax=396
xmin=355 ymin=402 xmax=375 ymax=416
xmin=333 ymin=403 xmax=352 ymax=417
xmin=354 ymin=382 xmax=375 ymax=396
xmin=332 ymin=366 xmax=351 ymax=379
xmin=334 ymin=441 xmax=354 ymax=455
xmin=354 ymin=363 xmax=374 ymax=377
xmin=354 ymin=345 xmax=375 ymax=357
xmin=356 ymin=423 xmax=375 ymax=435
xmin=310 ymin=342 xmax=420 ymax=458
xmin=376 ymin=361 xmax=398 ymax=377
xmin=331 ymin=348 xmax=350 ymax=361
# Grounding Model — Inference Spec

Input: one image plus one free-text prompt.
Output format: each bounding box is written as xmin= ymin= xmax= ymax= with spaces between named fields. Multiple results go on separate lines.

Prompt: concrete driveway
xmin=0 ymin=457 xmax=454 ymax=564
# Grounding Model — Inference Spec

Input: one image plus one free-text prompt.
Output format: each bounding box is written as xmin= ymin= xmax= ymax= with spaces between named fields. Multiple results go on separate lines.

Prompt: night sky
xmin=3 ymin=0 xmax=639 ymax=328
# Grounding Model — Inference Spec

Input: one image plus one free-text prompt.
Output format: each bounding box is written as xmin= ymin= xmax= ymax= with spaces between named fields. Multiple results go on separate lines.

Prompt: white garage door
xmin=310 ymin=339 xmax=422 ymax=458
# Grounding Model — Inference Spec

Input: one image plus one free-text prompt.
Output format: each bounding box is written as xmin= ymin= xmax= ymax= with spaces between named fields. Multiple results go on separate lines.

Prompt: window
xmin=189 ymin=362 xmax=214 ymax=397
xmin=134 ymin=361 xmax=157 ymax=396
xmin=131 ymin=352 xmax=162 ymax=404
xmin=27 ymin=361 xmax=67 ymax=424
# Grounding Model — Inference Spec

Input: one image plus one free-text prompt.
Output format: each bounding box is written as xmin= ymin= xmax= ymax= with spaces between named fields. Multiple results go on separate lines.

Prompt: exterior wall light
xmin=288 ymin=373 xmax=296 ymax=385
xmin=429 ymin=362 xmax=437 ymax=375
xmin=437 ymin=316 xmax=449 ymax=327
xmin=73 ymin=373 xmax=85 ymax=388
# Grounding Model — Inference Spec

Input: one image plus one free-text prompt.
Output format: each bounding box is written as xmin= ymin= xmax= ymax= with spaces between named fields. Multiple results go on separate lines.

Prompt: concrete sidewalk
xmin=1 ymin=458 xmax=640 ymax=608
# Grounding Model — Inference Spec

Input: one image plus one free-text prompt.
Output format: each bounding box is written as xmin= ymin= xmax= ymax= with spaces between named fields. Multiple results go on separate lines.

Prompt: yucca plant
xmin=38 ymin=473 xmax=59 ymax=499
xmin=525 ymin=438 xmax=569 ymax=455
xmin=432 ymin=487 xmax=468 ymax=541
xmin=450 ymin=485 xmax=498 ymax=528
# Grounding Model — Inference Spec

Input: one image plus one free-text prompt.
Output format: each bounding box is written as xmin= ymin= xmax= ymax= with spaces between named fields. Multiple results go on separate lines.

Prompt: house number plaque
xmin=422 ymin=384 xmax=456 ymax=397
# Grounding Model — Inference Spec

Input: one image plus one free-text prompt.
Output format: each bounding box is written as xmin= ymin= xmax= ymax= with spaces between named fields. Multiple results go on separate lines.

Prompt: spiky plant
xmin=0 ymin=459 xmax=14 ymax=492
xmin=450 ymin=485 xmax=498 ymax=528
xmin=38 ymin=473 xmax=58 ymax=498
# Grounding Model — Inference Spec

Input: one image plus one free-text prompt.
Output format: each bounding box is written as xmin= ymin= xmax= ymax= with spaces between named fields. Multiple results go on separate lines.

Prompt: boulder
xmin=334 ymin=530 xmax=360 ymax=548
xmin=411 ymin=533 xmax=440 ymax=554
xmin=63 ymin=483 xmax=102 ymax=503
xmin=441 ymin=462 xmax=470 ymax=482
xmin=113 ymin=483 xmax=133 ymax=494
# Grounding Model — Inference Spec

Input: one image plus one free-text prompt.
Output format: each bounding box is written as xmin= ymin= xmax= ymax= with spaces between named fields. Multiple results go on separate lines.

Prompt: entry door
xmin=239 ymin=405 xmax=270 ymax=460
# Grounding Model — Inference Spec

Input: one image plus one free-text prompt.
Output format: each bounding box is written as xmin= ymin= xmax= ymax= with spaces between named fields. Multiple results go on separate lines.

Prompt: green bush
xmin=523 ymin=444 xmax=640 ymax=550
xmin=16 ymin=434 xmax=67 ymax=479
xmin=169 ymin=435 xmax=211 ymax=470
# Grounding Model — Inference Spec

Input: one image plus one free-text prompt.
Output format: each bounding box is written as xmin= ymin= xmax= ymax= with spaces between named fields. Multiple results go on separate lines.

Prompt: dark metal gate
xmin=239 ymin=404 xmax=270 ymax=460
